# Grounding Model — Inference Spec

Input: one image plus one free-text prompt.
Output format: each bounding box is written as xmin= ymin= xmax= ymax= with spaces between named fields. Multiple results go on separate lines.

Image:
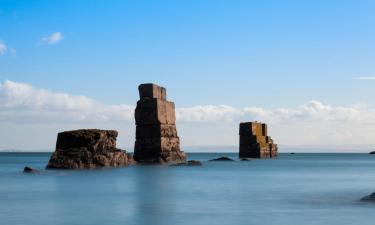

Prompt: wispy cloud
xmin=0 ymin=42 xmax=7 ymax=55
xmin=353 ymin=76 xmax=375 ymax=80
xmin=41 ymin=32 xmax=64 ymax=45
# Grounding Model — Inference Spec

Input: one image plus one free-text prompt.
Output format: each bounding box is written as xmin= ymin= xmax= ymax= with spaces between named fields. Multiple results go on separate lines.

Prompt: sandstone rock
xmin=23 ymin=166 xmax=39 ymax=173
xmin=134 ymin=83 xmax=186 ymax=164
xmin=361 ymin=192 xmax=375 ymax=202
xmin=209 ymin=156 xmax=234 ymax=161
xmin=46 ymin=129 xmax=134 ymax=169
xmin=239 ymin=122 xmax=278 ymax=158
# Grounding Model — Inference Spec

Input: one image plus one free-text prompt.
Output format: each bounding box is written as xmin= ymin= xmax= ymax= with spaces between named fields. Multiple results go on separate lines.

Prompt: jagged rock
xmin=23 ymin=166 xmax=39 ymax=173
xmin=46 ymin=129 xmax=134 ymax=169
xmin=209 ymin=156 xmax=234 ymax=161
xmin=361 ymin=192 xmax=375 ymax=202
xmin=134 ymin=83 xmax=186 ymax=164
xmin=239 ymin=122 xmax=278 ymax=158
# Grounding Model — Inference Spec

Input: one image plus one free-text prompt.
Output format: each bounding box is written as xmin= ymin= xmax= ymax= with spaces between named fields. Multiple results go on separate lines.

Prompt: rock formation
xmin=209 ymin=156 xmax=234 ymax=161
xmin=23 ymin=166 xmax=39 ymax=173
xmin=361 ymin=192 xmax=375 ymax=202
xmin=46 ymin=129 xmax=134 ymax=169
xmin=134 ymin=83 xmax=186 ymax=164
xmin=239 ymin=122 xmax=278 ymax=158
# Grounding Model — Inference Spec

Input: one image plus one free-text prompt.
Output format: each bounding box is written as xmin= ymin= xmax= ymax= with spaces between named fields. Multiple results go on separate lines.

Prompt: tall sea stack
xmin=239 ymin=122 xmax=278 ymax=158
xmin=134 ymin=83 xmax=186 ymax=163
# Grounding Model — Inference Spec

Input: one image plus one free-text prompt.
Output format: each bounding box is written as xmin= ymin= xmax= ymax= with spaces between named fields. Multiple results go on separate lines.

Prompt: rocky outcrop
xmin=361 ymin=192 xmax=375 ymax=202
xmin=171 ymin=160 xmax=202 ymax=166
xmin=134 ymin=83 xmax=186 ymax=164
xmin=239 ymin=122 xmax=278 ymax=158
xmin=46 ymin=129 xmax=134 ymax=169
xmin=23 ymin=166 xmax=39 ymax=173
xmin=209 ymin=156 xmax=234 ymax=161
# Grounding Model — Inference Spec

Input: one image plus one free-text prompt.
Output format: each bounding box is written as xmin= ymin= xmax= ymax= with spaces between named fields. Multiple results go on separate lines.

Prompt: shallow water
xmin=1 ymin=152 xmax=375 ymax=225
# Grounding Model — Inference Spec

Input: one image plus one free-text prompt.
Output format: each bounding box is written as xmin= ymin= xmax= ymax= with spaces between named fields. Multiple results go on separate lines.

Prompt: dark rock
xmin=361 ymin=192 xmax=375 ymax=202
xmin=134 ymin=83 xmax=186 ymax=164
xmin=240 ymin=158 xmax=251 ymax=161
xmin=239 ymin=122 xmax=278 ymax=159
xmin=369 ymin=151 xmax=375 ymax=154
xmin=23 ymin=166 xmax=39 ymax=173
xmin=209 ymin=156 xmax=234 ymax=161
xmin=46 ymin=129 xmax=134 ymax=169
xmin=291 ymin=152 xmax=295 ymax=155
xmin=187 ymin=160 xmax=202 ymax=166
xmin=171 ymin=160 xmax=202 ymax=166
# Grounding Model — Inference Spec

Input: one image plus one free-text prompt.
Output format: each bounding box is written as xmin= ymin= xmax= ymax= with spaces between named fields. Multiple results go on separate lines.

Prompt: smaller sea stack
xmin=239 ymin=122 xmax=278 ymax=158
xmin=46 ymin=129 xmax=134 ymax=169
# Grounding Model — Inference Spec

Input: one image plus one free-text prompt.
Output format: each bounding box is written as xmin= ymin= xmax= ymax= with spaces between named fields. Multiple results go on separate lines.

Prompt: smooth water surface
xmin=1 ymin=153 xmax=375 ymax=225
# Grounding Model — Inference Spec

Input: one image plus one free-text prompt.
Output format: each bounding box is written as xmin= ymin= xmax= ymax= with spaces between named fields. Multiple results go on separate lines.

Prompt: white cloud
xmin=41 ymin=32 xmax=64 ymax=44
xmin=0 ymin=80 xmax=134 ymax=123
xmin=176 ymin=105 xmax=243 ymax=123
xmin=2 ymin=80 xmax=375 ymax=149
xmin=243 ymin=100 xmax=373 ymax=124
xmin=2 ymin=80 xmax=375 ymax=126
xmin=0 ymin=42 xmax=7 ymax=55
xmin=353 ymin=76 xmax=375 ymax=80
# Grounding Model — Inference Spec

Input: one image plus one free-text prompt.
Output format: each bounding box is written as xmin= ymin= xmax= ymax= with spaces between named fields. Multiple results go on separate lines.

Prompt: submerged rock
xmin=171 ymin=160 xmax=202 ymax=166
xmin=46 ymin=129 xmax=134 ymax=169
xmin=209 ymin=156 xmax=234 ymax=161
xmin=23 ymin=166 xmax=39 ymax=173
xmin=134 ymin=83 xmax=186 ymax=164
xmin=240 ymin=158 xmax=251 ymax=161
xmin=361 ymin=192 xmax=375 ymax=202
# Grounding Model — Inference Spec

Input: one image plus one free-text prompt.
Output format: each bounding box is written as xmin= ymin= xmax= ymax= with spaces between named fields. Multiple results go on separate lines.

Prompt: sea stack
xmin=134 ymin=83 xmax=186 ymax=164
xmin=46 ymin=129 xmax=134 ymax=169
xmin=239 ymin=122 xmax=278 ymax=158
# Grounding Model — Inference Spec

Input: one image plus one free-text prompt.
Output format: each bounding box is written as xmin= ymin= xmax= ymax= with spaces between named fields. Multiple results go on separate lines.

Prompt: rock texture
xmin=46 ymin=129 xmax=134 ymax=169
xmin=134 ymin=83 xmax=186 ymax=164
xmin=239 ymin=122 xmax=278 ymax=158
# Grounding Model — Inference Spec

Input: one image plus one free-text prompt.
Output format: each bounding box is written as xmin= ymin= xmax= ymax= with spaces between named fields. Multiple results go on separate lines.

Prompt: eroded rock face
xmin=46 ymin=129 xmax=134 ymax=169
xmin=239 ymin=122 xmax=278 ymax=158
xmin=134 ymin=83 xmax=186 ymax=164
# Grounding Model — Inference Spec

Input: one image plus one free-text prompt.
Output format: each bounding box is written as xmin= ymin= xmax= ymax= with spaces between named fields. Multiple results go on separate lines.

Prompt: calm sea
xmin=1 ymin=152 xmax=375 ymax=225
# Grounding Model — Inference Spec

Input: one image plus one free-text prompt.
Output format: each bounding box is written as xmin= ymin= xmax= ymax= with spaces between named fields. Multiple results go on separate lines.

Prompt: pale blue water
xmin=1 ymin=152 xmax=375 ymax=225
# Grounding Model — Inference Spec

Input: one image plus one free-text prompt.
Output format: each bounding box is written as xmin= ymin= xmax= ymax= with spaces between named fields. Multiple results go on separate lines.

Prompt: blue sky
xmin=1 ymin=0 xmax=375 ymax=151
